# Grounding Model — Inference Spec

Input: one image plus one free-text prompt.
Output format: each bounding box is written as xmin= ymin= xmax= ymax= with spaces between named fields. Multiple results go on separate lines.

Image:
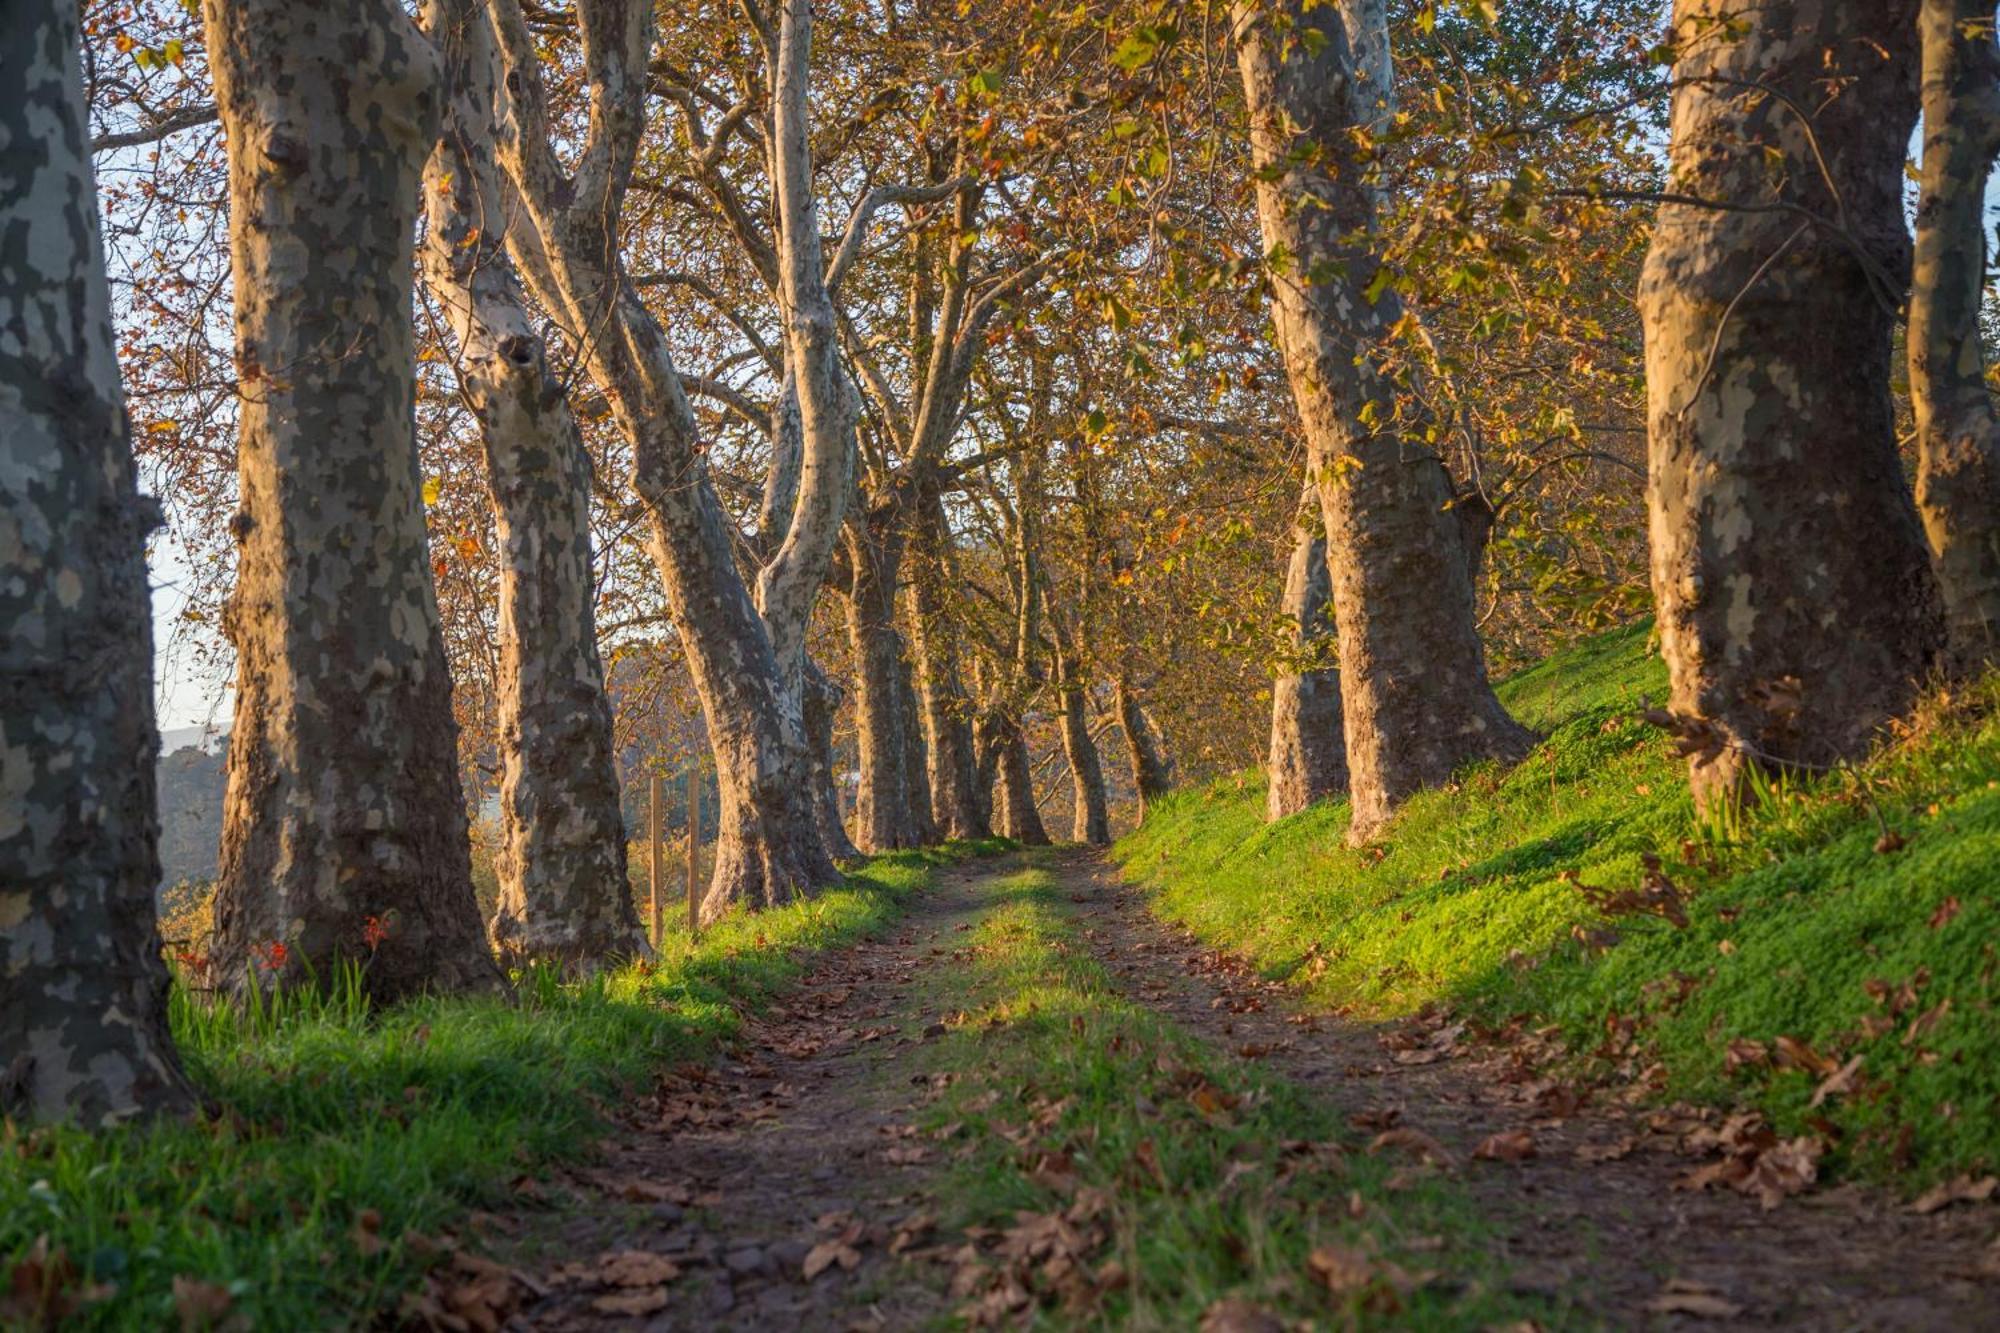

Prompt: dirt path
xmin=496 ymin=854 xmax=1015 ymax=1331
xmin=1053 ymin=848 xmax=1996 ymax=1330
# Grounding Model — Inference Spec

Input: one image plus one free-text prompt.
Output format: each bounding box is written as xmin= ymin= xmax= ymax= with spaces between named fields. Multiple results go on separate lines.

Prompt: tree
xmin=421 ymin=0 xmax=643 ymax=967
xmin=203 ymin=0 xmax=503 ymax=1000
xmin=1910 ymin=0 xmax=2000 ymax=673
xmin=1266 ymin=489 xmax=1346 ymax=820
xmin=0 ymin=0 xmax=195 ymax=1124
xmin=1233 ymin=0 xmax=1534 ymax=844
xmin=1641 ymin=0 xmax=1943 ymax=808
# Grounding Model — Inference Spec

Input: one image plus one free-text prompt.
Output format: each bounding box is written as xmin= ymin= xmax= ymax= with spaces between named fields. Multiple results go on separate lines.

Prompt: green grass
xmin=0 ymin=843 xmax=1002 ymax=1330
xmin=1116 ymin=622 xmax=2000 ymax=1189
xmin=914 ymin=858 xmax=1553 ymax=1329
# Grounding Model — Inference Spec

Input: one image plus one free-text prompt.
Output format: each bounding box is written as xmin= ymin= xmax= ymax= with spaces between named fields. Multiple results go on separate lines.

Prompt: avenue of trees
xmin=6 ymin=0 xmax=2000 ymax=1124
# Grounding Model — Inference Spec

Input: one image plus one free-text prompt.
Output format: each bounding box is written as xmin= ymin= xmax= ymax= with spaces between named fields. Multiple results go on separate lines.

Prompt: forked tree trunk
xmin=1054 ymin=649 xmax=1111 ymax=845
xmin=804 ymin=659 xmax=862 ymax=862
xmin=1267 ymin=510 xmax=1347 ymax=820
xmin=1232 ymin=0 xmax=1534 ymax=845
xmin=0 ymin=0 xmax=194 ymax=1125
xmin=1911 ymin=0 xmax=2000 ymax=673
xmin=992 ymin=719 xmax=1051 ymax=846
xmin=422 ymin=0 xmax=641 ymax=968
xmin=1641 ymin=0 xmax=1942 ymax=808
xmin=1113 ymin=677 xmax=1173 ymax=822
xmin=204 ymin=0 xmax=503 ymax=1001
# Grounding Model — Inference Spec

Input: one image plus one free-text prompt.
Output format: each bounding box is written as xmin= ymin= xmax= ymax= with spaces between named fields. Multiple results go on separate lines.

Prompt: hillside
xmin=1117 ymin=622 xmax=2000 ymax=1187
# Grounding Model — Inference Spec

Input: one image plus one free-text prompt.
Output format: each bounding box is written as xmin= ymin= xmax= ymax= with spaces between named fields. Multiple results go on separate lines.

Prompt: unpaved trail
xmin=499 ymin=854 xmax=1015 ymax=1331
xmin=1055 ymin=848 xmax=1997 ymax=1330
xmin=481 ymin=847 xmax=1995 ymax=1331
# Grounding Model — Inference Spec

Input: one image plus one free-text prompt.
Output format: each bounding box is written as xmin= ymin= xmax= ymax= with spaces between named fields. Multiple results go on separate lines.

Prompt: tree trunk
xmin=1267 ymin=508 xmax=1347 ymax=820
xmin=897 ymin=651 xmax=940 ymax=845
xmin=485 ymin=0 xmax=837 ymax=920
xmin=1055 ymin=651 xmax=1111 ymax=845
xmin=1232 ymin=0 xmax=1534 ymax=845
xmin=846 ymin=514 xmax=920 ymax=850
xmin=204 ymin=0 xmax=503 ymax=1001
xmin=1911 ymin=0 xmax=2000 ymax=673
xmin=0 ymin=0 xmax=195 ymax=1125
xmin=421 ymin=0 xmax=641 ymax=969
xmin=992 ymin=718 xmax=1051 ymax=846
xmin=906 ymin=486 xmax=989 ymax=839
xmin=804 ymin=658 xmax=862 ymax=862
xmin=1641 ymin=0 xmax=1942 ymax=809
xmin=1113 ymin=677 xmax=1174 ymax=822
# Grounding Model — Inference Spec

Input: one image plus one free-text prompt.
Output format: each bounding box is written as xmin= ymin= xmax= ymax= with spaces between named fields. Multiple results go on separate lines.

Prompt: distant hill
xmin=156 ymin=745 xmax=225 ymax=891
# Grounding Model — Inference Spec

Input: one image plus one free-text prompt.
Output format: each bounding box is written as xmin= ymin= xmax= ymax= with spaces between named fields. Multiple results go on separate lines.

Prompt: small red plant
xmin=255 ymin=939 xmax=289 ymax=973
xmin=363 ymin=916 xmax=389 ymax=951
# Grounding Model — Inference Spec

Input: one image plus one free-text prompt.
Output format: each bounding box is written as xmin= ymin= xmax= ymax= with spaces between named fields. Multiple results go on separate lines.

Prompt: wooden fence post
xmin=648 ymin=773 xmax=664 ymax=946
xmin=687 ymin=766 xmax=702 ymax=939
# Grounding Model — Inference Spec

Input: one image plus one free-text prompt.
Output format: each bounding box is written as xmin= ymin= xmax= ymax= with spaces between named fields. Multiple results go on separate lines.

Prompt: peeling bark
xmin=0 ymin=0 xmax=195 ymax=1124
xmin=1266 ymin=500 xmax=1347 ymax=821
xmin=1233 ymin=0 xmax=1533 ymax=844
xmin=1113 ymin=677 xmax=1174 ymax=822
xmin=1911 ymin=0 xmax=2000 ymax=672
xmin=421 ymin=0 xmax=641 ymax=969
xmin=1054 ymin=648 xmax=1111 ymax=846
xmin=204 ymin=0 xmax=503 ymax=1001
xmin=1642 ymin=0 xmax=1942 ymax=809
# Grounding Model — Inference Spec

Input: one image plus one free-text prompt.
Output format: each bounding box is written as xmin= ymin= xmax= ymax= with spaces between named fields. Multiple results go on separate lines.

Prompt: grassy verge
xmin=912 ymin=858 xmax=1549 ymax=1329
xmin=1 ymin=843 xmax=1000 ymax=1330
xmin=1116 ymin=622 xmax=2000 ymax=1188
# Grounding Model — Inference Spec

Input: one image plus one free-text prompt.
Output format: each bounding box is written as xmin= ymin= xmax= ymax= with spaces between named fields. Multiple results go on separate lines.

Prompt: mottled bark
xmin=992 ymin=719 xmax=1051 ymax=846
xmin=906 ymin=483 xmax=988 ymax=839
xmin=1267 ymin=505 xmax=1347 ymax=820
xmin=486 ymin=0 xmax=837 ymax=918
xmin=897 ymin=651 xmax=940 ymax=846
xmin=1911 ymin=0 xmax=2000 ymax=672
xmin=845 ymin=512 xmax=921 ymax=850
xmin=422 ymin=0 xmax=640 ymax=968
xmin=804 ymin=659 xmax=862 ymax=862
xmin=205 ymin=0 xmax=502 ymax=1000
xmin=1641 ymin=0 xmax=1942 ymax=809
xmin=1233 ymin=0 xmax=1533 ymax=844
xmin=1054 ymin=649 xmax=1111 ymax=845
xmin=0 ymin=0 xmax=194 ymax=1124
xmin=1113 ymin=677 xmax=1174 ymax=822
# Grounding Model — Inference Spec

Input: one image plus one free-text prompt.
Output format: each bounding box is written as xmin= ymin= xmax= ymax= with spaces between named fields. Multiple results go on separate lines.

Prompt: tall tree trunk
xmin=1233 ymin=0 xmax=1534 ymax=845
xmin=846 ymin=515 xmax=920 ymax=850
xmin=1054 ymin=649 xmax=1111 ymax=845
xmin=907 ymin=485 xmax=989 ymax=838
xmin=1113 ymin=677 xmax=1173 ymax=821
xmin=992 ymin=718 xmax=1051 ymax=846
xmin=422 ymin=0 xmax=640 ymax=968
xmin=1642 ymin=0 xmax=1941 ymax=809
xmin=0 ymin=0 xmax=194 ymax=1124
xmin=486 ymin=0 xmax=837 ymax=920
xmin=804 ymin=659 xmax=862 ymax=862
xmin=897 ymin=650 xmax=940 ymax=845
xmin=204 ymin=0 xmax=503 ymax=1001
xmin=1911 ymin=0 xmax=2000 ymax=673
xmin=1267 ymin=505 xmax=1347 ymax=820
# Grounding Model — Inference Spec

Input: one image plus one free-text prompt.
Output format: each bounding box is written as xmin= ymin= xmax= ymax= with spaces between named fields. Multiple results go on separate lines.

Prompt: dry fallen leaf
xmin=1908 ymin=1174 xmax=1998 ymax=1215
xmin=1307 ymin=1243 xmax=1377 ymax=1296
xmin=1808 ymin=1054 xmax=1865 ymax=1109
xmin=1473 ymin=1130 xmax=1537 ymax=1163
xmin=1367 ymin=1127 xmax=1454 ymax=1169
xmin=803 ymin=1240 xmax=863 ymax=1280
xmin=597 ymin=1250 xmax=682 ymax=1287
xmin=1199 ymin=1296 xmax=1286 ymax=1332
xmin=590 ymin=1287 xmax=671 ymax=1316
xmin=1644 ymin=1279 xmax=1743 ymax=1319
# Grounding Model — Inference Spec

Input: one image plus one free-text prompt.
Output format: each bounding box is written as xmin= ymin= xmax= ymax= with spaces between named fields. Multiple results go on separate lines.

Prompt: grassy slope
xmin=915 ymin=858 xmax=1550 ymax=1329
xmin=1117 ymin=622 xmax=2000 ymax=1187
xmin=1 ymin=844 xmax=999 ymax=1330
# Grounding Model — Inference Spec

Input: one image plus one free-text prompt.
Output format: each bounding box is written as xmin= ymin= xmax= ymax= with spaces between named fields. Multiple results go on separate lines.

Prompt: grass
xmin=0 ymin=843 xmax=1001 ymax=1330
xmin=912 ymin=857 xmax=1553 ymax=1329
xmin=1116 ymin=621 xmax=2000 ymax=1189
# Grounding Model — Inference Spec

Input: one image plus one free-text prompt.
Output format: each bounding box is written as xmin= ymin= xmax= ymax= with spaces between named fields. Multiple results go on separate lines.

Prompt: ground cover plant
xmin=1118 ymin=624 xmax=2000 ymax=1189
xmin=0 ymin=847 xmax=992 ymax=1329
